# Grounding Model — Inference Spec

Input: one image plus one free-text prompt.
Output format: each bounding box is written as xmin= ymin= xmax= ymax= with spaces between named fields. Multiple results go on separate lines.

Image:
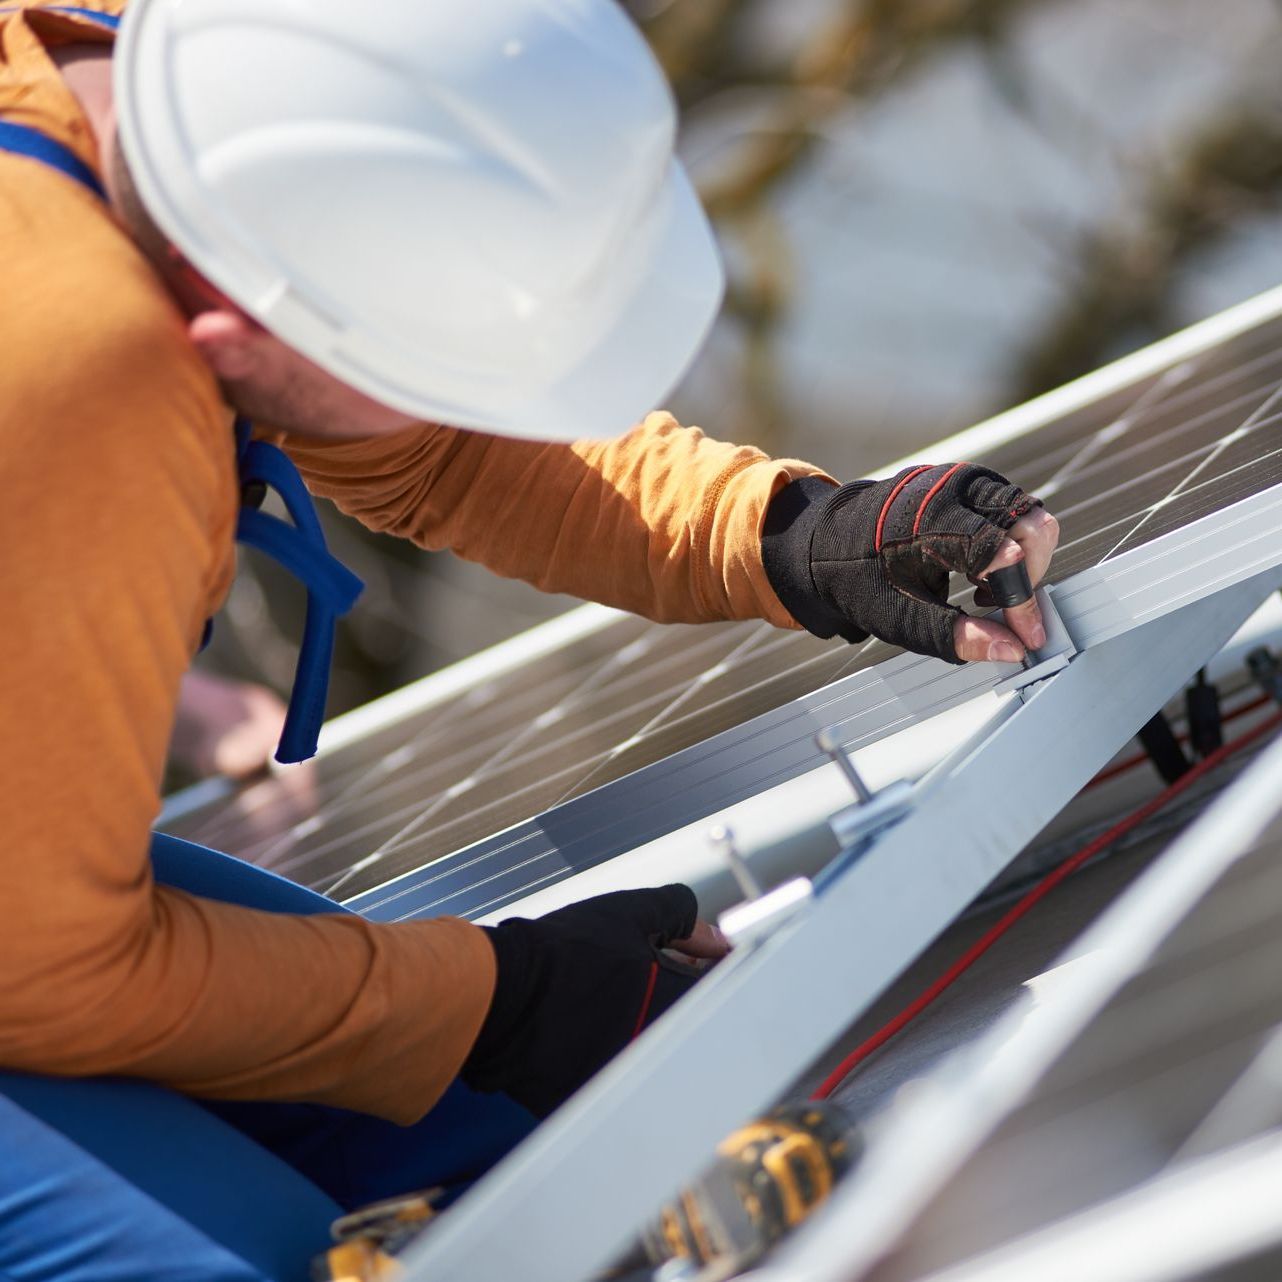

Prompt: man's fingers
xmin=1008 ymin=507 xmax=1060 ymax=586
xmin=1003 ymin=596 xmax=1046 ymax=654
xmin=992 ymin=508 xmax=1059 ymax=652
xmin=976 ymin=539 xmax=1046 ymax=652
xmin=671 ymin=919 xmax=731 ymax=961
xmin=172 ymin=672 xmax=287 ymax=779
xmin=953 ymin=614 xmax=1026 ymax=665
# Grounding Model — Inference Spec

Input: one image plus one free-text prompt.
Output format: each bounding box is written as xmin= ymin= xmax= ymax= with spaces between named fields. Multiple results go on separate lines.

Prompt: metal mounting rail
xmin=399 ymin=566 xmax=1282 ymax=1282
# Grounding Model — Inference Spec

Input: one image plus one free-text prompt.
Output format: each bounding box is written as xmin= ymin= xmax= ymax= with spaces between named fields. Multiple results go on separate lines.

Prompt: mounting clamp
xmin=992 ymin=585 xmax=1078 ymax=703
xmin=807 ymin=730 xmax=915 ymax=893
xmin=712 ymin=825 xmax=814 ymax=949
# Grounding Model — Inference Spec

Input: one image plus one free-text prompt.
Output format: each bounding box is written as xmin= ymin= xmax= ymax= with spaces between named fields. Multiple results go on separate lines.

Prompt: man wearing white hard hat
xmin=0 ymin=0 xmax=1058 ymax=1275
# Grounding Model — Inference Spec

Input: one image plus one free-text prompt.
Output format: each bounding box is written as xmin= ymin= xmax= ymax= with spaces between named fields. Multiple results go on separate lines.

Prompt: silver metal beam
xmin=399 ymin=566 xmax=1282 ymax=1282
xmin=912 ymin=1131 xmax=1282 ymax=1282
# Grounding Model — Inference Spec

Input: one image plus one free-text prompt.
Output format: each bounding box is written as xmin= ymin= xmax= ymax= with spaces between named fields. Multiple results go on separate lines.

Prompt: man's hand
xmin=462 ymin=886 xmax=729 ymax=1118
xmin=762 ymin=466 xmax=1060 ymax=665
xmin=170 ymin=670 xmax=288 ymax=779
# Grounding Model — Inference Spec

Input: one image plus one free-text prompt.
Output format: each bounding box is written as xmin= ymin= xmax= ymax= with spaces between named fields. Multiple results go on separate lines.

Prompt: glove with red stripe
xmin=462 ymin=885 xmax=713 ymax=1118
xmin=762 ymin=465 xmax=1042 ymax=663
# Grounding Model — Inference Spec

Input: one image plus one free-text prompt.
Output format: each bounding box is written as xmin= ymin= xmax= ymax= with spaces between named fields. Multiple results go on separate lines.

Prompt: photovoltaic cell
xmin=161 ymin=306 xmax=1282 ymax=912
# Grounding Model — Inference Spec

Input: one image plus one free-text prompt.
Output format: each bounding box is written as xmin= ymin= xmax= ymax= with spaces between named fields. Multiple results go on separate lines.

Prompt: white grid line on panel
xmin=316 ymin=631 xmax=684 ymax=896
xmin=1101 ymin=381 xmax=1282 ymax=563
xmin=549 ymin=621 xmax=778 ymax=806
xmin=1036 ymin=369 xmax=1282 ymax=519
xmin=1036 ymin=359 xmax=1200 ymax=499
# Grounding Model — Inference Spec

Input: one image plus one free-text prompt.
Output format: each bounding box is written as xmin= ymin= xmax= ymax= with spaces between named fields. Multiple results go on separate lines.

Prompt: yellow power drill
xmin=315 ymin=1100 xmax=857 ymax=1282
xmin=621 ymin=1100 xmax=859 ymax=1279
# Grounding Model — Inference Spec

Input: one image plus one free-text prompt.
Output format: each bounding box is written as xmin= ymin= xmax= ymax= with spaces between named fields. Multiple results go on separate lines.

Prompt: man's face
xmin=186 ymin=310 xmax=421 ymax=441
xmin=105 ymin=129 xmax=422 ymax=441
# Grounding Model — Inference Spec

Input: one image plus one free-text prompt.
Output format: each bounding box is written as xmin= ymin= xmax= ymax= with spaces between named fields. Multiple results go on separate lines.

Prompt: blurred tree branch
xmin=693 ymin=0 xmax=1035 ymax=222
xmin=1012 ymin=108 xmax=1282 ymax=399
xmin=628 ymin=0 xmax=1051 ymax=448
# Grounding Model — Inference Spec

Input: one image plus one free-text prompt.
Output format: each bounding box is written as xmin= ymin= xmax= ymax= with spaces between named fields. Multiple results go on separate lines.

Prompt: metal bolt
xmin=815 ymin=728 xmax=872 ymax=803
xmin=709 ymin=824 xmax=762 ymax=900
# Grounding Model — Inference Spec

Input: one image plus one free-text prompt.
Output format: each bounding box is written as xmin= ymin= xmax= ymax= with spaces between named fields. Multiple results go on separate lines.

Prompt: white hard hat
xmin=113 ymin=0 xmax=724 ymax=441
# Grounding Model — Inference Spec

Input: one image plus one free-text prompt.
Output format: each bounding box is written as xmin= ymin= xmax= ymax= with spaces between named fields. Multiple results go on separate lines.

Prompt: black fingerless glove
xmin=762 ymin=465 xmax=1041 ymax=663
xmin=462 ymin=885 xmax=704 ymax=1118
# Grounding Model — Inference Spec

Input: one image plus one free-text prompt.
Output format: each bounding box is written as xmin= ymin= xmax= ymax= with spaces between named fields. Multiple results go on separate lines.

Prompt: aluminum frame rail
xmin=913 ymin=1131 xmax=1282 ymax=1282
xmin=399 ymin=565 xmax=1282 ymax=1282
xmin=348 ymin=478 xmax=1282 ymax=923
xmin=762 ymin=668 xmax=1282 ymax=1282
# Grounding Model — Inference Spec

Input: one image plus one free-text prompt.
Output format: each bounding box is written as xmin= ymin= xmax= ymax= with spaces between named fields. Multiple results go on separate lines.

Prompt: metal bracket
xmin=812 ymin=728 xmax=915 ymax=891
xmin=712 ymin=825 xmax=815 ymax=949
xmin=782 ymin=729 xmax=915 ymax=892
xmin=992 ymin=585 xmax=1078 ymax=703
xmin=710 ymin=720 xmax=922 ymax=944
xmin=826 ymin=780 xmax=915 ymax=866
xmin=717 ymin=876 xmax=815 ymax=950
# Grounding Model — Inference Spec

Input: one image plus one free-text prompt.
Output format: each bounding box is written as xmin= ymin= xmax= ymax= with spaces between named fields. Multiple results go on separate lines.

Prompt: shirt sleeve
xmin=0 ymin=162 xmax=493 ymax=1125
xmin=282 ymin=412 xmax=836 ymax=628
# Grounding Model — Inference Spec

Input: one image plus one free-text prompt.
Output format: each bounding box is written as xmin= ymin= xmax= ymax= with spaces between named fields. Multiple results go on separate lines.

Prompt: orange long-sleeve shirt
xmin=0 ymin=0 xmax=830 ymax=1124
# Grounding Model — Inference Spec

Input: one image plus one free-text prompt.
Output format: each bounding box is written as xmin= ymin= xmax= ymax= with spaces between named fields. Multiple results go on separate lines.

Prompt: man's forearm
xmin=285 ymin=412 xmax=835 ymax=627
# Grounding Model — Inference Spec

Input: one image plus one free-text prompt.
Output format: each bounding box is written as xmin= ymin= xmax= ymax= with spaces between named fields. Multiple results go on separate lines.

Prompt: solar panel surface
xmin=161 ymin=302 xmax=1282 ymax=913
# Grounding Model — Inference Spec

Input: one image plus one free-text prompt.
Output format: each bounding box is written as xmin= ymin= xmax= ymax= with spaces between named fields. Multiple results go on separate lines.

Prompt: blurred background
xmin=179 ymin=0 xmax=1282 ymax=785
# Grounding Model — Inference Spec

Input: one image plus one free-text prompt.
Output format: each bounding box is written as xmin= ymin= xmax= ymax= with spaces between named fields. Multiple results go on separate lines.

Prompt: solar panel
xmin=161 ymin=289 xmax=1282 ymax=919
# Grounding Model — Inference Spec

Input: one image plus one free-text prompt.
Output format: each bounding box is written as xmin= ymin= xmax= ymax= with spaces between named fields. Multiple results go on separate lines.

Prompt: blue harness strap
xmin=233 ymin=421 xmax=364 ymax=763
xmin=0 ymin=5 xmax=121 ymax=25
xmin=0 ymin=8 xmax=120 ymax=198
xmin=0 ymin=105 xmax=365 ymax=764
xmin=0 ymin=119 xmax=106 ymax=198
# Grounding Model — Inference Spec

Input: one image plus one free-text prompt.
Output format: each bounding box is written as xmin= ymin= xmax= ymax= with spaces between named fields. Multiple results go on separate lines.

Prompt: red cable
xmin=811 ymin=708 xmax=1282 ymax=1101
xmin=1085 ymin=692 xmax=1272 ymax=790
xmin=1085 ymin=693 xmax=1273 ymax=789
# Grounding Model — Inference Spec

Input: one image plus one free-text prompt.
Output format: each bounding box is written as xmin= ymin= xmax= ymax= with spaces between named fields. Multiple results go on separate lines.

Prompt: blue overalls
xmin=0 ymin=19 xmax=536 ymax=1279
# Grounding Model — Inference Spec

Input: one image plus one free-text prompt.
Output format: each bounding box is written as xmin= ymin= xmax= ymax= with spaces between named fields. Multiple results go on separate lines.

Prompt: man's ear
xmin=188 ymin=309 xmax=261 ymax=379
